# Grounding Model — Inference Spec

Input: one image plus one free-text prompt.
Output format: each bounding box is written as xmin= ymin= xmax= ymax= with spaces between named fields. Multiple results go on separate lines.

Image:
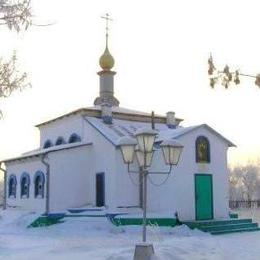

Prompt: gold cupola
xmin=99 ymin=46 xmax=114 ymax=70
xmin=94 ymin=13 xmax=119 ymax=107
xmin=99 ymin=13 xmax=115 ymax=71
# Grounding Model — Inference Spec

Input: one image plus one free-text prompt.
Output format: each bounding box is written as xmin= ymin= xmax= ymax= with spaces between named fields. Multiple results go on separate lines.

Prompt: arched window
xmin=196 ymin=136 xmax=210 ymax=163
xmin=43 ymin=140 xmax=53 ymax=149
xmin=34 ymin=171 xmax=45 ymax=198
xmin=8 ymin=175 xmax=17 ymax=198
xmin=68 ymin=133 xmax=81 ymax=143
xmin=55 ymin=137 xmax=66 ymax=146
xmin=20 ymin=172 xmax=30 ymax=198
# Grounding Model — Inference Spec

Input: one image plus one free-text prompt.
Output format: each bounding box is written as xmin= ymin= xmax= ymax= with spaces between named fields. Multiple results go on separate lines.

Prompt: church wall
xmin=147 ymin=126 xmax=229 ymax=220
xmin=83 ymin=120 xmax=117 ymax=209
xmin=39 ymin=115 xmax=87 ymax=148
xmin=6 ymin=158 xmax=46 ymax=212
xmin=115 ymin=149 xmax=139 ymax=208
xmin=48 ymin=145 xmax=92 ymax=211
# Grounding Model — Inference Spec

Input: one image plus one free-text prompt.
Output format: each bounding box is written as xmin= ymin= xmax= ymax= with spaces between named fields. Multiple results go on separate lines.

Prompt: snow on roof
xmin=156 ymin=124 xmax=236 ymax=147
xmin=158 ymin=124 xmax=235 ymax=147
xmin=2 ymin=142 xmax=93 ymax=163
xmin=35 ymin=105 xmax=183 ymax=127
xmin=85 ymin=116 xmax=167 ymax=145
xmin=84 ymin=117 xmax=235 ymax=147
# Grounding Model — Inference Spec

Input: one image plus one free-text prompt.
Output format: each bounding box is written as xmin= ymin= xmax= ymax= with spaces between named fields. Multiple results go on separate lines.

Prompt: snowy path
xmin=1 ymin=210 xmax=260 ymax=260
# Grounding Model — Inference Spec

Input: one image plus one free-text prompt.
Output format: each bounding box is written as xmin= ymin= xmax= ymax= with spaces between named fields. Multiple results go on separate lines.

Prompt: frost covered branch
xmin=0 ymin=0 xmax=32 ymax=32
xmin=0 ymin=52 xmax=30 ymax=117
xmin=0 ymin=52 xmax=29 ymax=97
xmin=208 ymin=54 xmax=260 ymax=89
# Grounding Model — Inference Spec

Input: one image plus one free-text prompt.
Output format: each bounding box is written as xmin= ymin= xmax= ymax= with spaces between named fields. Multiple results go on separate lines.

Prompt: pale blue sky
xmin=0 ymin=0 xmax=260 ymax=166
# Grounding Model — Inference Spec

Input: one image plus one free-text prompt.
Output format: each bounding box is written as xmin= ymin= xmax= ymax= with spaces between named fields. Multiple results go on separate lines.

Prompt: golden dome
xmin=99 ymin=47 xmax=114 ymax=70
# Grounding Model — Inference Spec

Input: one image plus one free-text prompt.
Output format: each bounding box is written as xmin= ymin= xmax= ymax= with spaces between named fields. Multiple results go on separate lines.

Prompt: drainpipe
xmin=41 ymin=153 xmax=50 ymax=215
xmin=0 ymin=162 xmax=7 ymax=210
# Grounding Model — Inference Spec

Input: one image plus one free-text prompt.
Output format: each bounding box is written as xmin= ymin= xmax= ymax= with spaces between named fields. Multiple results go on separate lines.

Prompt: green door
xmin=195 ymin=174 xmax=213 ymax=220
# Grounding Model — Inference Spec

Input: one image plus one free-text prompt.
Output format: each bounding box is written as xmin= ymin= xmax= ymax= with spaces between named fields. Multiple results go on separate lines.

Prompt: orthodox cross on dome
xmin=99 ymin=13 xmax=115 ymax=71
xmin=101 ymin=13 xmax=113 ymax=48
xmin=95 ymin=13 xmax=119 ymax=107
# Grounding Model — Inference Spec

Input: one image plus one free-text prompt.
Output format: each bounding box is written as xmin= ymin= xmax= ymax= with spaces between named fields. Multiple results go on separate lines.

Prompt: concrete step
xmin=183 ymin=218 xmax=252 ymax=228
xmin=211 ymin=227 xmax=260 ymax=235
xmin=183 ymin=218 xmax=260 ymax=235
xmin=199 ymin=222 xmax=258 ymax=232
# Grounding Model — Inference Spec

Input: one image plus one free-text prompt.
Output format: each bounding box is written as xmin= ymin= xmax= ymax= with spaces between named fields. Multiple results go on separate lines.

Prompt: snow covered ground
xmin=1 ymin=209 xmax=260 ymax=260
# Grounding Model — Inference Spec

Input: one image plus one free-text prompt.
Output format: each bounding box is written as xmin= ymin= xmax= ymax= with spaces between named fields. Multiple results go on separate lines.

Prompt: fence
xmin=229 ymin=200 xmax=260 ymax=209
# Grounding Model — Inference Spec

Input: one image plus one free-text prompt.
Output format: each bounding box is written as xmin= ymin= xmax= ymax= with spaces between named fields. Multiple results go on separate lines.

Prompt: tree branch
xmin=208 ymin=54 xmax=260 ymax=88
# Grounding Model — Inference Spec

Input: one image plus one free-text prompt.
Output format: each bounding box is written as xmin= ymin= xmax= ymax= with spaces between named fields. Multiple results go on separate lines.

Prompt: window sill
xmin=197 ymin=162 xmax=210 ymax=164
xmin=34 ymin=196 xmax=44 ymax=199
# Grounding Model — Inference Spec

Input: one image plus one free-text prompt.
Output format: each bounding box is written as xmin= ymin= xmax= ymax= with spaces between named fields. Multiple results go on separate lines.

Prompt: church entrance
xmin=194 ymin=174 xmax=214 ymax=220
xmin=96 ymin=173 xmax=105 ymax=207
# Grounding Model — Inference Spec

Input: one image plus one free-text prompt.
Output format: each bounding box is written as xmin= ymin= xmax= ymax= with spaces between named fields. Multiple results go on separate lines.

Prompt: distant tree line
xmin=229 ymin=161 xmax=260 ymax=204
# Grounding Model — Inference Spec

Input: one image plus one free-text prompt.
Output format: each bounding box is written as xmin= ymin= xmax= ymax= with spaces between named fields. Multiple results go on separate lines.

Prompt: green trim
xmin=111 ymin=217 xmax=177 ymax=227
xmin=28 ymin=216 xmax=64 ymax=228
xmin=229 ymin=213 xmax=238 ymax=219
xmin=194 ymin=174 xmax=214 ymax=220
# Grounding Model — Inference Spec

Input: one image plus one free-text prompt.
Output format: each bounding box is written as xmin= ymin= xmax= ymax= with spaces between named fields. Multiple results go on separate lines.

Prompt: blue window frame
xmin=196 ymin=136 xmax=210 ymax=163
xmin=8 ymin=174 xmax=17 ymax=198
xmin=34 ymin=171 xmax=45 ymax=198
xmin=43 ymin=140 xmax=53 ymax=149
xmin=55 ymin=137 xmax=66 ymax=146
xmin=20 ymin=172 xmax=30 ymax=198
xmin=68 ymin=133 xmax=81 ymax=143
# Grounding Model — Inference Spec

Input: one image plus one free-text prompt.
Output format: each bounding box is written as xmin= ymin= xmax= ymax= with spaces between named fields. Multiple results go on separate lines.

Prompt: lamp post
xmin=118 ymin=128 xmax=183 ymax=260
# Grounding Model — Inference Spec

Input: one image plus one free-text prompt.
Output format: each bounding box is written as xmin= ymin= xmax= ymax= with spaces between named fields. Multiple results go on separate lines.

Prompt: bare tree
xmin=0 ymin=52 xmax=30 ymax=112
xmin=229 ymin=163 xmax=260 ymax=201
xmin=229 ymin=168 xmax=242 ymax=201
xmin=240 ymin=165 xmax=260 ymax=201
xmin=0 ymin=0 xmax=32 ymax=116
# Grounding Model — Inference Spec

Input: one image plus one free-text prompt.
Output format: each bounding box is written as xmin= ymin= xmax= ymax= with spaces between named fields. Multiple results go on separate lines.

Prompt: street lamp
xmin=160 ymin=139 xmax=183 ymax=166
xmin=117 ymin=136 xmax=137 ymax=164
xmin=118 ymin=128 xmax=184 ymax=260
xmin=134 ymin=128 xmax=157 ymax=153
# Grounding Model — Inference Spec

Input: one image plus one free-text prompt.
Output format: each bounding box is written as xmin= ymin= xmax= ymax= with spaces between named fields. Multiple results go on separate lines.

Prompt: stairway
xmin=183 ymin=218 xmax=260 ymax=235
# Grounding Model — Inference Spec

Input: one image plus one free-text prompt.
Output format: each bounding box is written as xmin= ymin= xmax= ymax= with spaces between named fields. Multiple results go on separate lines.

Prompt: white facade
xmin=6 ymin=158 xmax=46 ymax=211
xmin=4 ymin=111 xmax=234 ymax=221
xmin=39 ymin=114 xmax=86 ymax=148
xmin=147 ymin=127 xmax=229 ymax=220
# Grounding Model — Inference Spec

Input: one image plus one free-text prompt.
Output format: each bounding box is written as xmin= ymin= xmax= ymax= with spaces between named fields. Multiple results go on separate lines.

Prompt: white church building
xmin=2 ymin=31 xmax=235 ymax=221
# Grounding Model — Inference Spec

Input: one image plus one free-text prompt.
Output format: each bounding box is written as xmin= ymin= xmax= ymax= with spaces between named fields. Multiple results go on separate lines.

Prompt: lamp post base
xmin=133 ymin=243 xmax=154 ymax=260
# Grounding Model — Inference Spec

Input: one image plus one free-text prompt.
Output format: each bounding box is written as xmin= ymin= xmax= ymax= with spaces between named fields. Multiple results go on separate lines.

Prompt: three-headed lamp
xmin=160 ymin=139 xmax=184 ymax=165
